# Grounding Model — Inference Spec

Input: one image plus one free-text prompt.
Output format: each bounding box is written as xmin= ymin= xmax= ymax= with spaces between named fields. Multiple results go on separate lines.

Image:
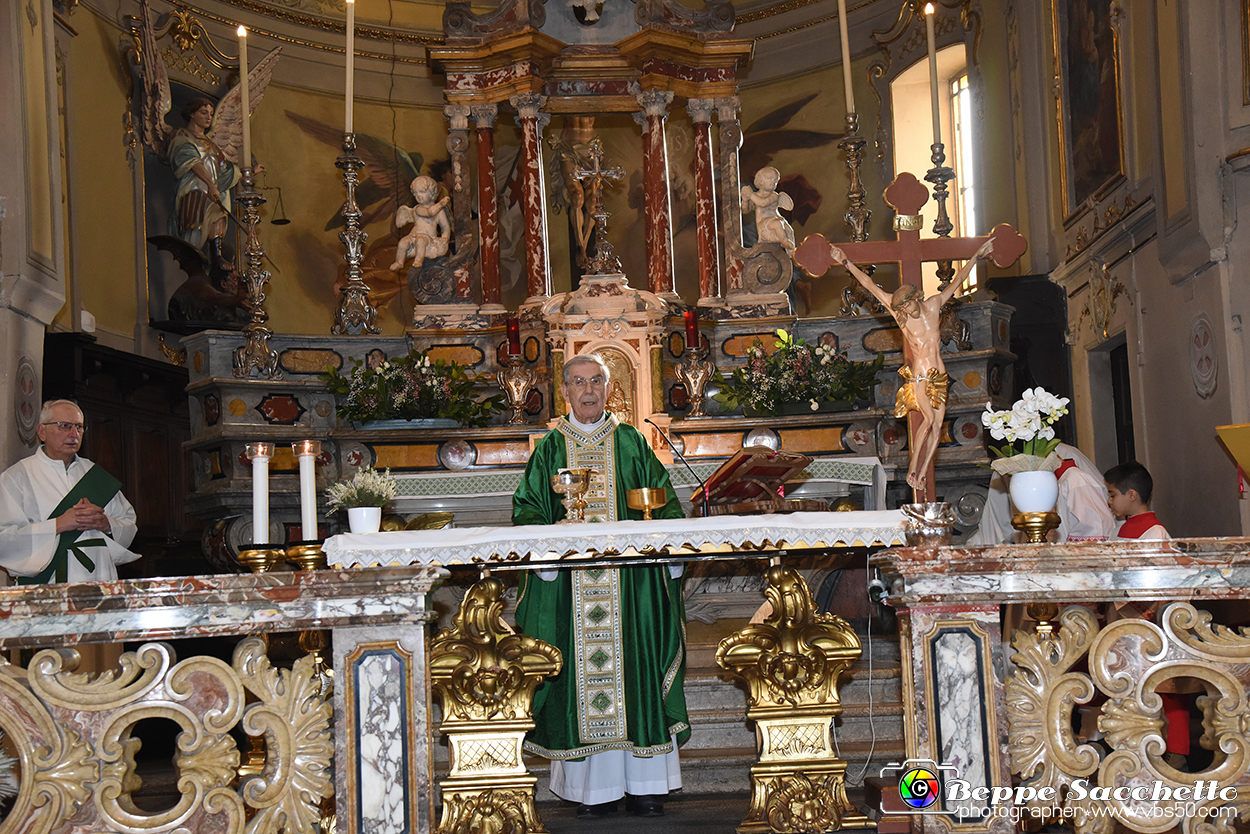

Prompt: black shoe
xmin=625 ymin=794 xmax=664 ymax=817
xmin=576 ymin=800 xmax=618 ymax=819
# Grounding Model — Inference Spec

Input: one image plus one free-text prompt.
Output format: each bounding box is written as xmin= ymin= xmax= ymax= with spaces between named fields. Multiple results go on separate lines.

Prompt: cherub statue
xmin=136 ymin=0 xmax=280 ymax=260
xmin=829 ymin=238 xmax=995 ymax=493
xmin=741 ymin=166 xmax=796 ymax=253
xmin=390 ymin=175 xmax=451 ymax=272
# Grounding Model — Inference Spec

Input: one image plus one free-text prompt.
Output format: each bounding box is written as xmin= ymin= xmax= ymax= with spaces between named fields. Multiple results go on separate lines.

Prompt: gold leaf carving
xmin=234 ymin=636 xmax=335 ymax=834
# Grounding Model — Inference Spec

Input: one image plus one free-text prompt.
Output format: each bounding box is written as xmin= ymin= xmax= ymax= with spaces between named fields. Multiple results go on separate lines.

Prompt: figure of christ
xmin=829 ymin=239 xmax=994 ymax=492
xmin=390 ymin=175 xmax=451 ymax=272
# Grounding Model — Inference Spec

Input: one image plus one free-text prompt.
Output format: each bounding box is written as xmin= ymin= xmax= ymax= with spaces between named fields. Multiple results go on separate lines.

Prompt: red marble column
xmin=687 ymin=98 xmax=721 ymax=305
xmin=510 ymin=93 xmax=552 ymax=303
xmin=637 ymin=90 xmax=675 ymax=298
xmin=471 ymin=104 xmax=502 ymax=312
xmin=444 ymin=105 xmax=474 ymax=303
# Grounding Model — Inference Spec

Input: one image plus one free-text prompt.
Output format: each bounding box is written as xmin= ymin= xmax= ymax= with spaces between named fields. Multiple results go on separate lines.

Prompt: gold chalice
xmin=552 ymin=468 xmax=592 ymax=523
xmin=626 ymin=487 xmax=667 ymax=521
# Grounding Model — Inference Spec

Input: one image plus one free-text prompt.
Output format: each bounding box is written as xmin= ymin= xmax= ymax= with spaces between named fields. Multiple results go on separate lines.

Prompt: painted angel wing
xmin=137 ymin=0 xmax=173 ymax=162
xmin=208 ymin=47 xmax=283 ymax=165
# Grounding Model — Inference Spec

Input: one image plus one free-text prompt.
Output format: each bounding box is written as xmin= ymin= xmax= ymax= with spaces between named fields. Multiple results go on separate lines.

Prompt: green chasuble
xmin=513 ymin=414 xmax=691 ymax=759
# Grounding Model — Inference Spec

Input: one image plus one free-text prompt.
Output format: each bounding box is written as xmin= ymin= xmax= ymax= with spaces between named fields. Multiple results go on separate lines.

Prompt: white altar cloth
xmin=323 ymin=510 xmax=906 ymax=568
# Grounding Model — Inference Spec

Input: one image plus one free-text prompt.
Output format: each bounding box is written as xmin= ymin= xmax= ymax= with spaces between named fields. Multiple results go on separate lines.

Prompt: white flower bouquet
xmin=326 ymin=466 xmax=398 ymax=509
xmin=981 ymin=388 xmax=1070 ymax=475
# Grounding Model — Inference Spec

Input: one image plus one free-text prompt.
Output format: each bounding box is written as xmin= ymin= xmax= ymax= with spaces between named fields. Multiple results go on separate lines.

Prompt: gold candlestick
xmin=332 ymin=133 xmax=379 ymax=335
xmin=232 ymin=167 xmax=281 ymax=378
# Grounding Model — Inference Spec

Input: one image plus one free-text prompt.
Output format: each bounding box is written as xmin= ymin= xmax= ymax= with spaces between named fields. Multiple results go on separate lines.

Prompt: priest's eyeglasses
xmin=568 ymin=375 xmax=606 ymax=389
xmin=43 ymin=421 xmax=85 ymax=433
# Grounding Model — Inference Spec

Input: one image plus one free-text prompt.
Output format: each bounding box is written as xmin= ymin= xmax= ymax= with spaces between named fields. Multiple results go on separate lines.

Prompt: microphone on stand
xmin=645 ymin=417 xmax=711 ymax=518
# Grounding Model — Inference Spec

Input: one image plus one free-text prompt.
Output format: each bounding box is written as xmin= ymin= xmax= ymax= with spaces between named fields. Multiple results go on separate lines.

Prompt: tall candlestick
xmin=506 ymin=317 xmax=522 ymax=355
xmin=684 ymin=310 xmax=700 ymax=349
xmin=238 ymin=26 xmax=250 ymax=166
xmin=345 ymin=0 xmax=355 ymax=133
xmin=925 ymin=3 xmax=941 ymax=147
xmin=838 ymin=0 xmax=854 ymax=114
xmin=293 ymin=440 xmax=322 ymax=541
xmin=246 ymin=442 xmax=273 ymax=544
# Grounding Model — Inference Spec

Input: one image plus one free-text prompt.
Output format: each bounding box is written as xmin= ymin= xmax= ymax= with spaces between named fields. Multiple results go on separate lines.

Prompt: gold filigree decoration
xmin=717 ymin=566 xmax=869 ymax=831
xmin=764 ymin=773 xmax=842 ymax=833
xmin=1076 ymin=258 xmax=1129 ymax=341
xmin=437 ymin=788 xmax=532 ymax=834
xmin=430 ymin=578 xmax=562 ymax=722
xmin=717 ymin=565 xmax=861 ymax=708
xmin=1006 ymin=605 xmax=1101 ymax=813
xmin=431 ymin=578 xmax=561 ymax=834
xmin=162 ymin=44 xmax=221 ymax=86
xmin=234 ymin=636 xmax=335 ymax=834
xmin=159 ymin=333 xmax=188 ymax=365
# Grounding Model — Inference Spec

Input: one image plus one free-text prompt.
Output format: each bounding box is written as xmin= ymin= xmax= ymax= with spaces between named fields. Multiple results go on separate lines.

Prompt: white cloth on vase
xmin=967 ymin=443 xmax=1115 ymax=544
xmin=548 ymin=734 xmax=683 ymax=805
xmin=0 ymin=447 xmax=140 ymax=581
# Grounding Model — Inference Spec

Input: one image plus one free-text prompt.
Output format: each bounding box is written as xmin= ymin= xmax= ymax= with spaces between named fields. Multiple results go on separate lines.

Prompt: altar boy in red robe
xmin=1104 ymin=461 xmax=1169 ymax=540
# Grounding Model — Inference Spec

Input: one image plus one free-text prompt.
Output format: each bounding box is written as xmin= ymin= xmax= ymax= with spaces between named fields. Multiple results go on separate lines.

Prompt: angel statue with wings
xmin=137 ymin=0 xmax=280 ymax=261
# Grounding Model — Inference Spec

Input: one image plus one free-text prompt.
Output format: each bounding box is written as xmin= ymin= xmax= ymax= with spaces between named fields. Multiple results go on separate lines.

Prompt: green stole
xmin=558 ymin=415 xmax=630 ymax=747
xmin=19 ymin=464 xmax=122 ymax=585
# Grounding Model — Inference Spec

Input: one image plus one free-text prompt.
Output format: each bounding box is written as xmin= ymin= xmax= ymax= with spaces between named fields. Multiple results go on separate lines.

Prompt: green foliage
xmin=321 ymin=349 xmax=504 ymax=427
xmin=712 ymin=329 xmax=884 ymax=415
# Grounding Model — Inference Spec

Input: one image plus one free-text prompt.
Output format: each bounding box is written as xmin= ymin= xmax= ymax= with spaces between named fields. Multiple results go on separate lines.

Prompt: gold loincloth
xmin=895 ymin=367 xmax=949 ymax=418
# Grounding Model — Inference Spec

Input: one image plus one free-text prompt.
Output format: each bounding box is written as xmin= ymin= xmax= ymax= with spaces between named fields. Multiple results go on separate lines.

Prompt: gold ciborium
xmin=626 ymin=487 xmax=667 ymax=521
xmin=552 ymin=468 xmax=592 ymax=523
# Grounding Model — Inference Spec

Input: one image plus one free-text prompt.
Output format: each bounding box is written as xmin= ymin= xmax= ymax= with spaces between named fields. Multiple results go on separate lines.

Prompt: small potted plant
xmin=326 ymin=466 xmax=398 ymax=534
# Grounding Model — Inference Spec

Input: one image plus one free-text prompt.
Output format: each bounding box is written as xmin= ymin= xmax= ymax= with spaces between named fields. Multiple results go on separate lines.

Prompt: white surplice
xmin=0 ymin=447 xmax=140 ymax=582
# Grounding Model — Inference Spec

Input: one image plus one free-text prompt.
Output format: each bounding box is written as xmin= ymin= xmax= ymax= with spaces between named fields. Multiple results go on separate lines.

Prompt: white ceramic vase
xmin=347 ymin=506 xmax=383 ymax=534
xmin=1008 ymin=470 xmax=1059 ymax=513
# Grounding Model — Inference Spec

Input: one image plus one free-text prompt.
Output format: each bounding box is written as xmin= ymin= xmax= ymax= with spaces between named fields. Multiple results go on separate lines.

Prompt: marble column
xmin=509 ymin=93 xmax=552 ymax=304
xmin=444 ymin=105 xmax=475 ymax=304
xmin=687 ymin=98 xmax=721 ymax=307
xmin=715 ymin=96 xmax=745 ymax=294
xmin=637 ymin=90 xmax=676 ymax=300
xmin=471 ymin=103 xmax=503 ymax=314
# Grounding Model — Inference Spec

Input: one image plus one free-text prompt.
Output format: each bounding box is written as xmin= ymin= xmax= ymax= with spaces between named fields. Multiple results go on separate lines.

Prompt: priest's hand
xmin=55 ymin=498 xmax=112 ymax=535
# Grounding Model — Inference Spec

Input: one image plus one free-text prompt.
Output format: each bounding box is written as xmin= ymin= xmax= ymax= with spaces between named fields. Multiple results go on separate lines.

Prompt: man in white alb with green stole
xmin=513 ymin=354 xmax=689 ymax=820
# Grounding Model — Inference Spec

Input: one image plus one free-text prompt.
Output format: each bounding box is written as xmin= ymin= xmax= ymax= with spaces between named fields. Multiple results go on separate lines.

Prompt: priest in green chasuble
xmin=513 ymin=353 xmax=690 ymax=820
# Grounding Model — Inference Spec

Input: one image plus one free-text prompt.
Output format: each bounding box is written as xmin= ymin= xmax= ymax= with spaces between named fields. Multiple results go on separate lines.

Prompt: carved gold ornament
xmin=430 ymin=577 xmax=562 ymax=834
xmin=1006 ymin=603 xmax=1250 ymax=833
xmin=716 ymin=565 xmax=869 ymax=832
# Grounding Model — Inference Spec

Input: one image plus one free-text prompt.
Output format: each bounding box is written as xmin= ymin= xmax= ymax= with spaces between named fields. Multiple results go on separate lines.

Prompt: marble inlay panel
xmin=931 ymin=629 xmax=989 ymax=821
xmin=355 ymin=648 xmax=410 ymax=834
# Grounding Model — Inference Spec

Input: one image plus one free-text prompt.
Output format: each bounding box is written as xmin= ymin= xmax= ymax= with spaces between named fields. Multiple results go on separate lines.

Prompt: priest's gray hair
xmin=39 ymin=399 xmax=82 ymax=424
xmin=562 ymin=353 xmax=610 ymax=385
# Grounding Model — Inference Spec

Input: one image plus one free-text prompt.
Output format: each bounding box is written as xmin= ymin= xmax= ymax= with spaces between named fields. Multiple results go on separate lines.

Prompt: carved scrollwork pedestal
xmin=429 ymin=577 xmax=562 ymax=834
xmin=716 ymin=565 xmax=868 ymax=833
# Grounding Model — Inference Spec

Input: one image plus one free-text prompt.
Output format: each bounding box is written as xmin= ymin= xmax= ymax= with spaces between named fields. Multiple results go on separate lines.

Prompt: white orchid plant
xmin=981 ymin=388 xmax=1070 ymax=475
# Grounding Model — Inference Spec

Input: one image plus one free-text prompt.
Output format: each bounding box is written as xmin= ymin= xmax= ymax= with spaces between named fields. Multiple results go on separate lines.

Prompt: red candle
xmin=506 ymin=318 xmax=522 ymax=355
xmin=684 ymin=310 xmax=699 ymax=350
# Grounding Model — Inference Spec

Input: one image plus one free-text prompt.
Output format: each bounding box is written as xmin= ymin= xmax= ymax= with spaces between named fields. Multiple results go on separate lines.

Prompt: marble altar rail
xmin=872 ymin=538 xmax=1250 ymax=834
xmin=0 ymin=567 xmax=446 ymax=834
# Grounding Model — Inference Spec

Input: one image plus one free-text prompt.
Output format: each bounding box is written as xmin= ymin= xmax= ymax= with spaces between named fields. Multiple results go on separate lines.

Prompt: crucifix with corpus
xmin=793 ymin=172 xmax=1028 ymax=501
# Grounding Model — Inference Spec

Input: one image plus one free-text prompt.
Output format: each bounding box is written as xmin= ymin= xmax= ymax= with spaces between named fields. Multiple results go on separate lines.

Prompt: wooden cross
xmin=793 ymin=172 xmax=1028 ymax=285
xmin=792 ymin=171 xmax=1028 ymax=502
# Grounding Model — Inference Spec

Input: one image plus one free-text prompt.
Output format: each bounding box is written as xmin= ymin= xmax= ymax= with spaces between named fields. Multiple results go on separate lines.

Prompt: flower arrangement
xmin=712 ymin=329 xmax=883 ymax=415
xmin=325 ymin=466 xmax=398 ymax=509
xmin=321 ymin=349 xmax=504 ymax=427
xmin=981 ymin=387 xmax=1070 ymax=474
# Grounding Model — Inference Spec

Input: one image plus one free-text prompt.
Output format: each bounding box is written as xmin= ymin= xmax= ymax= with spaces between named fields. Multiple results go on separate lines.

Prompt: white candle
xmin=925 ymin=3 xmax=941 ymax=147
xmin=247 ymin=443 xmax=273 ymax=544
xmin=838 ymin=0 xmax=854 ymax=115
xmin=293 ymin=440 xmax=321 ymax=541
xmin=238 ymin=26 xmax=250 ymax=166
xmin=345 ymin=0 xmax=355 ymax=134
